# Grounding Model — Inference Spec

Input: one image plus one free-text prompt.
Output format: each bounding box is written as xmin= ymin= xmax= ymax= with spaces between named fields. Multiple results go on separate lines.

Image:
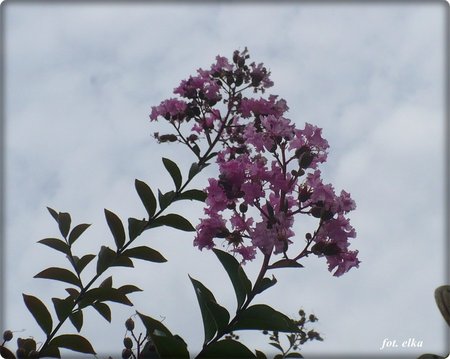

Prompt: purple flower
xmin=150 ymin=98 xmax=187 ymax=121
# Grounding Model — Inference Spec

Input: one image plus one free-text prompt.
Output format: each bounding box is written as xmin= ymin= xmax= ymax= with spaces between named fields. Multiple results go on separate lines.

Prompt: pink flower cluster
xmin=150 ymin=49 xmax=359 ymax=277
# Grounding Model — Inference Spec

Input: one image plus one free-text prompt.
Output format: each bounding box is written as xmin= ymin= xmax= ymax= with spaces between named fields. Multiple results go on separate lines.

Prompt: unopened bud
xmin=239 ymin=203 xmax=248 ymax=213
xmin=16 ymin=348 xmax=26 ymax=359
xmin=122 ymin=348 xmax=132 ymax=359
xmin=123 ymin=337 xmax=133 ymax=349
xmin=125 ymin=318 xmax=135 ymax=331
xmin=3 ymin=330 xmax=13 ymax=342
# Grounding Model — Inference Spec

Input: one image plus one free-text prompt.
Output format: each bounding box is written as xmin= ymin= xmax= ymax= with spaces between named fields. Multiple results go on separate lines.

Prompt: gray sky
xmin=3 ymin=2 xmax=448 ymax=358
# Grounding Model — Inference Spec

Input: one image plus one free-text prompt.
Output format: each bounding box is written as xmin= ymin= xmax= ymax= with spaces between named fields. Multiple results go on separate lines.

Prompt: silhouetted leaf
xmin=96 ymin=246 xmax=115 ymax=275
xmin=34 ymin=267 xmax=81 ymax=288
xmin=49 ymin=334 xmax=95 ymax=354
xmin=122 ymin=246 xmax=167 ymax=263
xmin=92 ymin=302 xmax=111 ymax=322
xmin=69 ymin=310 xmax=83 ymax=332
xmin=104 ymin=209 xmax=125 ymax=250
xmin=254 ymin=275 xmax=277 ymax=295
xmin=255 ymin=350 xmax=268 ymax=359
xmin=135 ymin=179 xmax=157 ymax=218
xmin=212 ymin=249 xmax=251 ymax=308
xmin=158 ymin=190 xmax=175 ymax=210
xmin=39 ymin=345 xmax=61 ymax=358
xmin=99 ymin=276 xmax=113 ymax=288
xmin=268 ymin=259 xmax=304 ymax=270
xmin=128 ymin=217 xmax=147 ymax=241
xmin=58 ymin=212 xmax=71 ymax=239
xmin=47 ymin=207 xmax=59 ymax=222
xmin=137 ymin=311 xmax=172 ymax=337
xmin=188 ymin=162 xmax=201 ymax=180
xmin=38 ymin=238 xmax=70 ymax=255
xmin=23 ymin=294 xmax=53 ymax=335
xmin=232 ymin=304 xmax=299 ymax=332
xmin=162 ymin=157 xmax=182 ymax=190
xmin=152 ymin=334 xmax=189 ymax=359
xmin=0 ymin=346 xmax=16 ymax=359
xmin=68 ymin=223 xmax=91 ymax=245
xmin=176 ymin=189 xmax=207 ymax=202
xmin=113 ymin=254 xmax=134 ymax=268
xmin=79 ymin=287 xmax=133 ymax=309
xmin=285 ymin=353 xmax=304 ymax=358
xmin=435 ymin=285 xmax=450 ymax=326
xmin=156 ymin=213 xmax=195 ymax=232
xmin=199 ymin=339 xmax=256 ymax=358
xmin=65 ymin=288 xmax=79 ymax=299
xmin=52 ymin=297 xmax=73 ymax=321
xmin=118 ymin=285 xmax=143 ymax=295
xmin=75 ymin=254 xmax=95 ymax=274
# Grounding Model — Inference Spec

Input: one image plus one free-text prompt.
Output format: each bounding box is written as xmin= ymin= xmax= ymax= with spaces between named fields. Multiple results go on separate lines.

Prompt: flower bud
xmin=3 ymin=330 xmax=13 ymax=342
xmin=239 ymin=203 xmax=248 ymax=213
xmin=299 ymin=151 xmax=314 ymax=169
xmin=16 ymin=348 xmax=26 ymax=359
xmin=122 ymin=348 xmax=132 ymax=359
xmin=125 ymin=318 xmax=135 ymax=331
xmin=298 ymin=309 xmax=305 ymax=317
xmin=123 ymin=337 xmax=133 ymax=349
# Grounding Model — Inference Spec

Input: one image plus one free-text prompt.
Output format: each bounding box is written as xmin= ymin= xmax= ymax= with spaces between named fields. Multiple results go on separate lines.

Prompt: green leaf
xmin=122 ymin=246 xmax=167 ymax=263
xmin=52 ymin=297 xmax=73 ymax=321
xmin=137 ymin=311 xmax=173 ymax=337
xmin=285 ymin=353 xmax=304 ymax=358
xmin=269 ymin=342 xmax=283 ymax=351
xmin=156 ymin=213 xmax=195 ymax=232
xmin=96 ymin=246 xmax=115 ymax=275
xmin=104 ymin=209 xmax=126 ymax=250
xmin=39 ymin=345 xmax=61 ymax=358
xmin=0 ymin=346 xmax=16 ymax=359
xmin=158 ymin=190 xmax=175 ymax=210
xmin=212 ymin=249 xmax=251 ymax=308
xmin=189 ymin=276 xmax=227 ymax=344
xmin=255 ymin=350 xmax=268 ymax=359
xmin=135 ymin=179 xmax=157 ymax=218
xmin=152 ymin=334 xmax=190 ymax=359
xmin=69 ymin=310 xmax=83 ymax=333
xmin=188 ymin=162 xmax=201 ymax=180
xmin=38 ymin=238 xmax=70 ymax=255
xmin=47 ymin=207 xmax=59 ymax=222
xmin=99 ymin=276 xmax=113 ymax=288
xmin=75 ymin=254 xmax=95 ymax=274
xmin=232 ymin=304 xmax=299 ymax=332
xmin=58 ymin=212 xmax=71 ymax=239
xmin=68 ymin=223 xmax=91 ymax=245
xmin=78 ymin=287 xmax=133 ymax=309
xmin=23 ymin=294 xmax=53 ymax=336
xmin=198 ymin=339 xmax=256 ymax=358
xmin=113 ymin=254 xmax=134 ymax=268
xmin=176 ymin=189 xmax=207 ymax=202
xmin=268 ymin=259 xmax=304 ymax=269
xmin=118 ymin=284 xmax=143 ymax=295
xmin=128 ymin=217 xmax=147 ymax=241
xmin=34 ymin=267 xmax=81 ymax=288
xmin=254 ymin=275 xmax=277 ymax=295
xmin=65 ymin=288 xmax=80 ymax=299
xmin=92 ymin=302 xmax=111 ymax=322
xmin=162 ymin=157 xmax=182 ymax=190
xmin=49 ymin=334 xmax=96 ymax=354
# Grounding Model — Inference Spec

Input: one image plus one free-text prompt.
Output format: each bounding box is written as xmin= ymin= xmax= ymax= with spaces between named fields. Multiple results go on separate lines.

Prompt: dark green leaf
xmin=158 ymin=190 xmax=175 ymax=210
xmin=435 ymin=285 xmax=450 ymax=326
xmin=52 ymin=297 xmax=73 ymax=321
xmin=22 ymin=294 xmax=53 ymax=336
xmin=78 ymin=287 xmax=133 ymax=309
xmin=268 ymin=259 xmax=304 ymax=269
xmin=269 ymin=342 xmax=283 ymax=351
xmin=135 ymin=179 xmax=157 ymax=218
xmin=68 ymin=223 xmax=91 ymax=245
xmin=39 ymin=345 xmax=61 ymax=358
xmin=189 ymin=276 xmax=219 ymax=344
xmin=65 ymin=288 xmax=80 ymax=299
xmin=204 ymin=151 xmax=218 ymax=162
xmin=212 ymin=249 xmax=251 ymax=308
xmin=122 ymin=246 xmax=167 ymax=263
xmin=34 ymin=267 xmax=81 ymax=288
xmin=38 ymin=238 xmax=70 ymax=255
xmin=198 ymin=339 xmax=256 ymax=358
xmin=176 ymin=189 xmax=207 ymax=202
xmin=0 ymin=346 xmax=16 ymax=359
xmin=50 ymin=334 xmax=95 ymax=354
xmin=113 ymin=254 xmax=134 ymax=268
xmin=254 ymin=275 xmax=277 ymax=295
xmin=58 ymin=212 xmax=71 ymax=239
xmin=92 ymin=302 xmax=111 ymax=322
xmin=96 ymin=246 xmax=116 ymax=275
xmin=99 ymin=276 xmax=113 ymax=288
xmin=156 ymin=213 xmax=195 ymax=232
xmin=206 ymin=301 xmax=230 ymax=335
xmin=137 ymin=311 xmax=173 ymax=337
xmin=255 ymin=350 xmax=268 ymax=359
xmin=128 ymin=217 xmax=147 ymax=241
xmin=152 ymin=334 xmax=189 ymax=359
xmin=232 ymin=304 xmax=299 ymax=332
xmin=192 ymin=144 xmax=201 ymax=157
xmin=104 ymin=209 xmax=125 ymax=250
xmin=162 ymin=157 xmax=182 ymax=190
xmin=188 ymin=162 xmax=201 ymax=180
xmin=286 ymin=353 xmax=304 ymax=358
xmin=118 ymin=284 xmax=143 ymax=295
xmin=69 ymin=310 xmax=83 ymax=333
xmin=47 ymin=207 xmax=59 ymax=222
xmin=75 ymin=254 xmax=95 ymax=274
xmin=274 ymin=354 xmax=284 ymax=359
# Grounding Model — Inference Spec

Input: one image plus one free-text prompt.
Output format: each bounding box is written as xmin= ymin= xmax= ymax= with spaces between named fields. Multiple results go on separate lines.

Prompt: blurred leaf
xmin=198 ymin=339 xmax=256 ymax=358
xmin=156 ymin=213 xmax=195 ymax=232
xmin=69 ymin=310 xmax=83 ymax=333
xmin=417 ymin=355 xmax=446 ymax=359
xmin=152 ymin=334 xmax=189 ymax=359
xmin=232 ymin=304 xmax=299 ymax=332
xmin=176 ymin=189 xmax=207 ymax=202
xmin=49 ymin=334 xmax=95 ymax=354
xmin=23 ymin=294 xmax=53 ymax=336
xmin=58 ymin=212 xmax=71 ymax=239
xmin=0 ymin=346 xmax=16 ymax=359
xmin=158 ymin=190 xmax=175 ymax=210
xmin=269 ymin=342 xmax=283 ymax=351
xmin=255 ymin=350 xmax=268 ymax=359
xmin=135 ymin=179 xmax=157 ymax=218
xmin=68 ymin=223 xmax=91 ymax=245
xmin=92 ymin=302 xmax=111 ymax=322
xmin=128 ymin=217 xmax=147 ymax=241
xmin=212 ymin=249 xmax=251 ymax=308
xmin=75 ymin=254 xmax=95 ymax=274
xmin=34 ymin=267 xmax=81 ymax=288
xmin=104 ymin=209 xmax=125 ymax=250
xmin=285 ymin=353 xmax=304 ymax=358
xmin=47 ymin=206 xmax=59 ymax=222
xmin=39 ymin=345 xmax=61 ymax=358
xmin=268 ymin=259 xmax=304 ymax=270
xmin=122 ymin=246 xmax=167 ymax=263
xmin=435 ymin=285 xmax=450 ymax=326
xmin=99 ymin=276 xmax=113 ymax=288
xmin=162 ymin=157 xmax=182 ymax=190
xmin=38 ymin=238 xmax=70 ymax=255
xmin=204 ymin=152 xmax=218 ymax=162
xmin=118 ymin=284 xmax=143 ymax=295
xmin=52 ymin=297 xmax=73 ymax=321
xmin=254 ymin=275 xmax=277 ymax=295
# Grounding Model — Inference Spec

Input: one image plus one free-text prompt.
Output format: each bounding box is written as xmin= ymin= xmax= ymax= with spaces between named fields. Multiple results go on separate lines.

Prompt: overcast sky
xmin=3 ymin=2 xmax=448 ymax=358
